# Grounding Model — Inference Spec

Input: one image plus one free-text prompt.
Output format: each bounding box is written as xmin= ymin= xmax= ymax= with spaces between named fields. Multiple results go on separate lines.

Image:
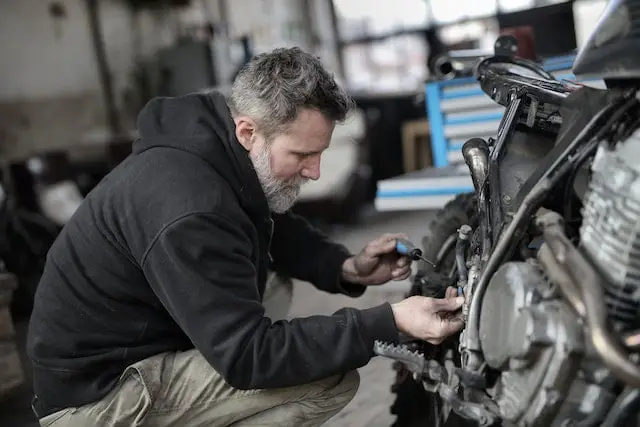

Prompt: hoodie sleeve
xmin=269 ymin=212 xmax=367 ymax=297
xmin=141 ymin=212 xmax=399 ymax=390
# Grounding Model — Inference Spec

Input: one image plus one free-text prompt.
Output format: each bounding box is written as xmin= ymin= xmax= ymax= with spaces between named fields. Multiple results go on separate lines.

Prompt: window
xmin=498 ymin=0 xmax=535 ymax=12
xmin=430 ymin=0 xmax=498 ymax=23
xmin=335 ymin=0 xmax=430 ymax=41
xmin=343 ymin=35 xmax=428 ymax=92
xmin=438 ymin=18 xmax=500 ymax=51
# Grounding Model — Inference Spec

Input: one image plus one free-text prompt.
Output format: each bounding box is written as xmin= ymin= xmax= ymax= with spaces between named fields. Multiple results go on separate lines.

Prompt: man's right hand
xmin=391 ymin=287 xmax=465 ymax=344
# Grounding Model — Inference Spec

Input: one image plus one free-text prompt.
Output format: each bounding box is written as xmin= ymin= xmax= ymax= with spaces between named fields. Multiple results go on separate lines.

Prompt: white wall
xmin=224 ymin=0 xmax=341 ymax=75
xmin=0 ymin=0 xmax=98 ymax=99
xmin=0 ymin=0 xmax=337 ymax=102
xmin=0 ymin=0 xmax=337 ymax=161
xmin=0 ymin=0 xmax=198 ymax=160
xmin=0 ymin=0 xmax=180 ymax=101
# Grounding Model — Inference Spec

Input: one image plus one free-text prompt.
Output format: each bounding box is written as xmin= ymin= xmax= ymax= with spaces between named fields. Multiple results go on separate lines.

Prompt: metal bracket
xmin=374 ymin=341 xmax=500 ymax=426
xmin=494 ymin=34 xmax=518 ymax=57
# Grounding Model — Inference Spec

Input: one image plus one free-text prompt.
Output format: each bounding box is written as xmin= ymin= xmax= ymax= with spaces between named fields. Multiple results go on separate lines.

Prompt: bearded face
xmin=241 ymin=108 xmax=335 ymax=213
xmin=250 ymin=142 xmax=308 ymax=213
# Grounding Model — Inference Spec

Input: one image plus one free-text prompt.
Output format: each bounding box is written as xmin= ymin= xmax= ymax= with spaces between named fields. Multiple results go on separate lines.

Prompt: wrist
xmin=340 ymin=256 xmax=360 ymax=283
xmin=390 ymin=302 xmax=410 ymax=335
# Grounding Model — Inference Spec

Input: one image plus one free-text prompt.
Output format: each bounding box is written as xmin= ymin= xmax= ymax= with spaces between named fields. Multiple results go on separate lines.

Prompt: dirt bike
xmin=376 ymin=2 xmax=640 ymax=426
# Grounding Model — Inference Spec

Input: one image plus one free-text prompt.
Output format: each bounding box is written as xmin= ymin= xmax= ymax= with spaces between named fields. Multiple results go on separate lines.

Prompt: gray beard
xmin=250 ymin=146 xmax=307 ymax=213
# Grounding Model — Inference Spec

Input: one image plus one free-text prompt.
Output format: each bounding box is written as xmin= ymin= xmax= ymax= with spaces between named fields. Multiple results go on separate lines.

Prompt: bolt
xmin=593 ymin=368 xmax=608 ymax=383
xmin=458 ymin=225 xmax=472 ymax=240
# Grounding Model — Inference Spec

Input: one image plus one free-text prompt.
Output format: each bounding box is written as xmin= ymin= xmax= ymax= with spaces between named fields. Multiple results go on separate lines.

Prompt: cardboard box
xmin=0 ymin=340 xmax=24 ymax=399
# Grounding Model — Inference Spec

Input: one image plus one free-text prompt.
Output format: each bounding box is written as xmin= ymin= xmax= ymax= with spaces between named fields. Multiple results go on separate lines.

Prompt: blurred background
xmin=0 ymin=0 xmax=610 ymax=425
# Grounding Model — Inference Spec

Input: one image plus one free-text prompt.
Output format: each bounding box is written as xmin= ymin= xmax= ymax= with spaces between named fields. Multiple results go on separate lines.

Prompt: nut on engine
xmin=508 ymin=308 xmax=552 ymax=369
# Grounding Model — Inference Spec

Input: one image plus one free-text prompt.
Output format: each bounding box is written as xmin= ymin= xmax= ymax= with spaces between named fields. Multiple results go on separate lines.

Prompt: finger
xmin=430 ymin=296 xmax=465 ymax=312
xmin=392 ymin=264 xmax=411 ymax=276
xmin=381 ymin=232 xmax=410 ymax=241
xmin=395 ymin=257 xmax=409 ymax=268
xmin=365 ymin=233 xmax=408 ymax=257
xmin=392 ymin=268 xmax=412 ymax=281
xmin=439 ymin=317 xmax=465 ymax=336
xmin=445 ymin=286 xmax=457 ymax=299
xmin=397 ymin=270 xmax=412 ymax=281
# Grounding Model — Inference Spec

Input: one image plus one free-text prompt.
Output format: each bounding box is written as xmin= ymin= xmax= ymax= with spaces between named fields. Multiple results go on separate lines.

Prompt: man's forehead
xmin=282 ymin=109 xmax=333 ymax=144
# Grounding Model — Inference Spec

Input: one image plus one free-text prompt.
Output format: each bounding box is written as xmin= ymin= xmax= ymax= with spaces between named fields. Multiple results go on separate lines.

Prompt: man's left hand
xmin=341 ymin=233 xmax=413 ymax=286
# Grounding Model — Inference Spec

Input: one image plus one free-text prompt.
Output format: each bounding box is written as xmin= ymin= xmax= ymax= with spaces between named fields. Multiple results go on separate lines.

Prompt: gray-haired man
xmin=27 ymin=47 xmax=464 ymax=426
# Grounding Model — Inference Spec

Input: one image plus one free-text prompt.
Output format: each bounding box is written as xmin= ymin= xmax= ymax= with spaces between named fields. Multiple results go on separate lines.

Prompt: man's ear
xmin=233 ymin=116 xmax=255 ymax=151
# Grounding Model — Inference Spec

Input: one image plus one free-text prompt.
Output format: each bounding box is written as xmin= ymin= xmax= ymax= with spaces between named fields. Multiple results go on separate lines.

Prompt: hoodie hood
xmin=132 ymin=91 xmax=269 ymax=218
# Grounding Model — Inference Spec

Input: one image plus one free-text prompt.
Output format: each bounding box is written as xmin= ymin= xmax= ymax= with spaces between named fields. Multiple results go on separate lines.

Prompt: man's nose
xmin=301 ymin=157 xmax=321 ymax=181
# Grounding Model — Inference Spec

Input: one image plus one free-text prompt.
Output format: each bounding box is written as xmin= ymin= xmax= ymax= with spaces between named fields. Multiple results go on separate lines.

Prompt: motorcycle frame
xmin=458 ymin=56 xmax=633 ymax=373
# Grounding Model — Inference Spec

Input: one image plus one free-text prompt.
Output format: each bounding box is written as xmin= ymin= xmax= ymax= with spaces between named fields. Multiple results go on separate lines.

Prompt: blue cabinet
xmin=375 ymin=54 xmax=605 ymax=212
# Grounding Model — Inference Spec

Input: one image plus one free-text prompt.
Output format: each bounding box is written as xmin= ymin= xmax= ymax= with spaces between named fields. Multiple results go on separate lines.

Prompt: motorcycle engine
xmin=476 ymin=132 xmax=640 ymax=426
xmin=478 ymin=261 xmax=592 ymax=426
xmin=580 ymin=129 xmax=640 ymax=330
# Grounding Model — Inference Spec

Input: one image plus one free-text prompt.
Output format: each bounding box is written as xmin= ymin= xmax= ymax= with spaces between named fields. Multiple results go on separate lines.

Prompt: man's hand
xmin=391 ymin=287 xmax=464 ymax=345
xmin=341 ymin=233 xmax=413 ymax=286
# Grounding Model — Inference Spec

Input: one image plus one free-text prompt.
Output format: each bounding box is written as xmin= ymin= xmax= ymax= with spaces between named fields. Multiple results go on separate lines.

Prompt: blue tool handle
xmin=395 ymin=238 xmax=414 ymax=255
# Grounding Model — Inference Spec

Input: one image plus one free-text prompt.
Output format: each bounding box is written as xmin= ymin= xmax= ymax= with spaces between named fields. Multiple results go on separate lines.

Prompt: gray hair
xmin=227 ymin=47 xmax=354 ymax=139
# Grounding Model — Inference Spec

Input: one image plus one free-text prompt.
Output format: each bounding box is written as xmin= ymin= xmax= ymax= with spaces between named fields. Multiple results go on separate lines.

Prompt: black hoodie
xmin=26 ymin=91 xmax=399 ymax=418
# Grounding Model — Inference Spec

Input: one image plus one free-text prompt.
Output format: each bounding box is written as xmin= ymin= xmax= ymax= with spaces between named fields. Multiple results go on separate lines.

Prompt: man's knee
xmin=312 ymin=369 xmax=360 ymax=411
xmin=334 ymin=370 xmax=360 ymax=403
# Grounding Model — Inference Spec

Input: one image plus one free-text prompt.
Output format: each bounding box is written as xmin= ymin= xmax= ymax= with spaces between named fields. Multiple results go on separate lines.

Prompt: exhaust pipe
xmin=433 ymin=49 xmax=493 ymax=80
xmin=537 ymin=210 xmax=640 ymax=388
xmin=462 ymin=138 xmax=492 ymax=264
xmin=462 ymin=138 xmax=489 ymax=192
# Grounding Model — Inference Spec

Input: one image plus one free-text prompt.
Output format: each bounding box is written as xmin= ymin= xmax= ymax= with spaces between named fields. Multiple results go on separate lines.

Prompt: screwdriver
xmin=395 ymin=238 xmax=436 ymax=267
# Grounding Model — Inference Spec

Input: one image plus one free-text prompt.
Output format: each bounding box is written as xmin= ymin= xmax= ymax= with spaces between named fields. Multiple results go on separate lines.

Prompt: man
xmin=27 ymin=47 xmax=464 ymax=426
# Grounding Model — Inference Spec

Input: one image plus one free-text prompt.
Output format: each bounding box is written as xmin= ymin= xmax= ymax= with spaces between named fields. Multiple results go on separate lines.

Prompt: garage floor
xmin=0 ymin=208 xmax=434 ymax=427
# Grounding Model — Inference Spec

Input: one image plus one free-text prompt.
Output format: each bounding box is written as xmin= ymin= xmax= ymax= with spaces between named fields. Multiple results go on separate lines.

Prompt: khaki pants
xmin=39 ymin=274 xmax=358 ymax=426
xmin=38 ymin=349 xmax=359 ymax=427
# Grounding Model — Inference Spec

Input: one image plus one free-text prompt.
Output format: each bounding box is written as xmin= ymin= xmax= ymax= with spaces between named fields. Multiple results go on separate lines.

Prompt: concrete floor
xmin=0 ymin=208 xmax=434 ymax=427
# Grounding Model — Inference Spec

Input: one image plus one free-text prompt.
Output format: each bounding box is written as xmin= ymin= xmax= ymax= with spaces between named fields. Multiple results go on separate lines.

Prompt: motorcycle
xmin=376 ymin=1 xmax=640 ymax=426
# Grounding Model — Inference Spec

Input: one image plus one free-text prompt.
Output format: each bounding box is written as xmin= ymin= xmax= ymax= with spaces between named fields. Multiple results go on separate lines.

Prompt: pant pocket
xmin=39 ymin=408 xmax=73 ymax=426
xmin=121 ymin=351 xmax=169 ymax=407
xmin=69 ymin=367 xmax=155 ymax=426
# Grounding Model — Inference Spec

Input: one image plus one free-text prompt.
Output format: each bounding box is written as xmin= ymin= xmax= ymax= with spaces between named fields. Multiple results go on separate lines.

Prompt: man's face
xmin=246 ymin=108 xmax=334 ymax=213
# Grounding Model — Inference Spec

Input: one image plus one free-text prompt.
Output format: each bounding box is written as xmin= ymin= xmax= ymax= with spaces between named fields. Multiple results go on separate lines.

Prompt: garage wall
xmin=224 ymin=0 xmax=340 ymax=75
xmin=0 ymin=0 xmax=338 ymax=161
xmin=0 ymin=0 xmax=196 ymax=160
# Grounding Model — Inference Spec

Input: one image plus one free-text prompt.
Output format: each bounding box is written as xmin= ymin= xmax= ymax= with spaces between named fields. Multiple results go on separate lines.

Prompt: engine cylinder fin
xmin=581 ymin=134 xmax=640 ymax=330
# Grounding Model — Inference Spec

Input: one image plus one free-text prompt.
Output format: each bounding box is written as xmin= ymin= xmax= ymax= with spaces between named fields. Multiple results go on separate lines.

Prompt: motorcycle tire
xmin=419 ymin=192 xmax=478 ymax=275
xmin=390 ymin=192 xmax=478 ymax=427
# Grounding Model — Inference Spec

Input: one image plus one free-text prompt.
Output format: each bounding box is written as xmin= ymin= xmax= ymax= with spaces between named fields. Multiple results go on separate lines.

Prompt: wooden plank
xmin=401 ymin=119 xmax=432 ymax=173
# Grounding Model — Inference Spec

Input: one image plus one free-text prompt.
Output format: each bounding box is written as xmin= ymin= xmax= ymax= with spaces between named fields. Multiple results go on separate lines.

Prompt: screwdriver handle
xmin=395 ymin=238 xmax=422 ymax=260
